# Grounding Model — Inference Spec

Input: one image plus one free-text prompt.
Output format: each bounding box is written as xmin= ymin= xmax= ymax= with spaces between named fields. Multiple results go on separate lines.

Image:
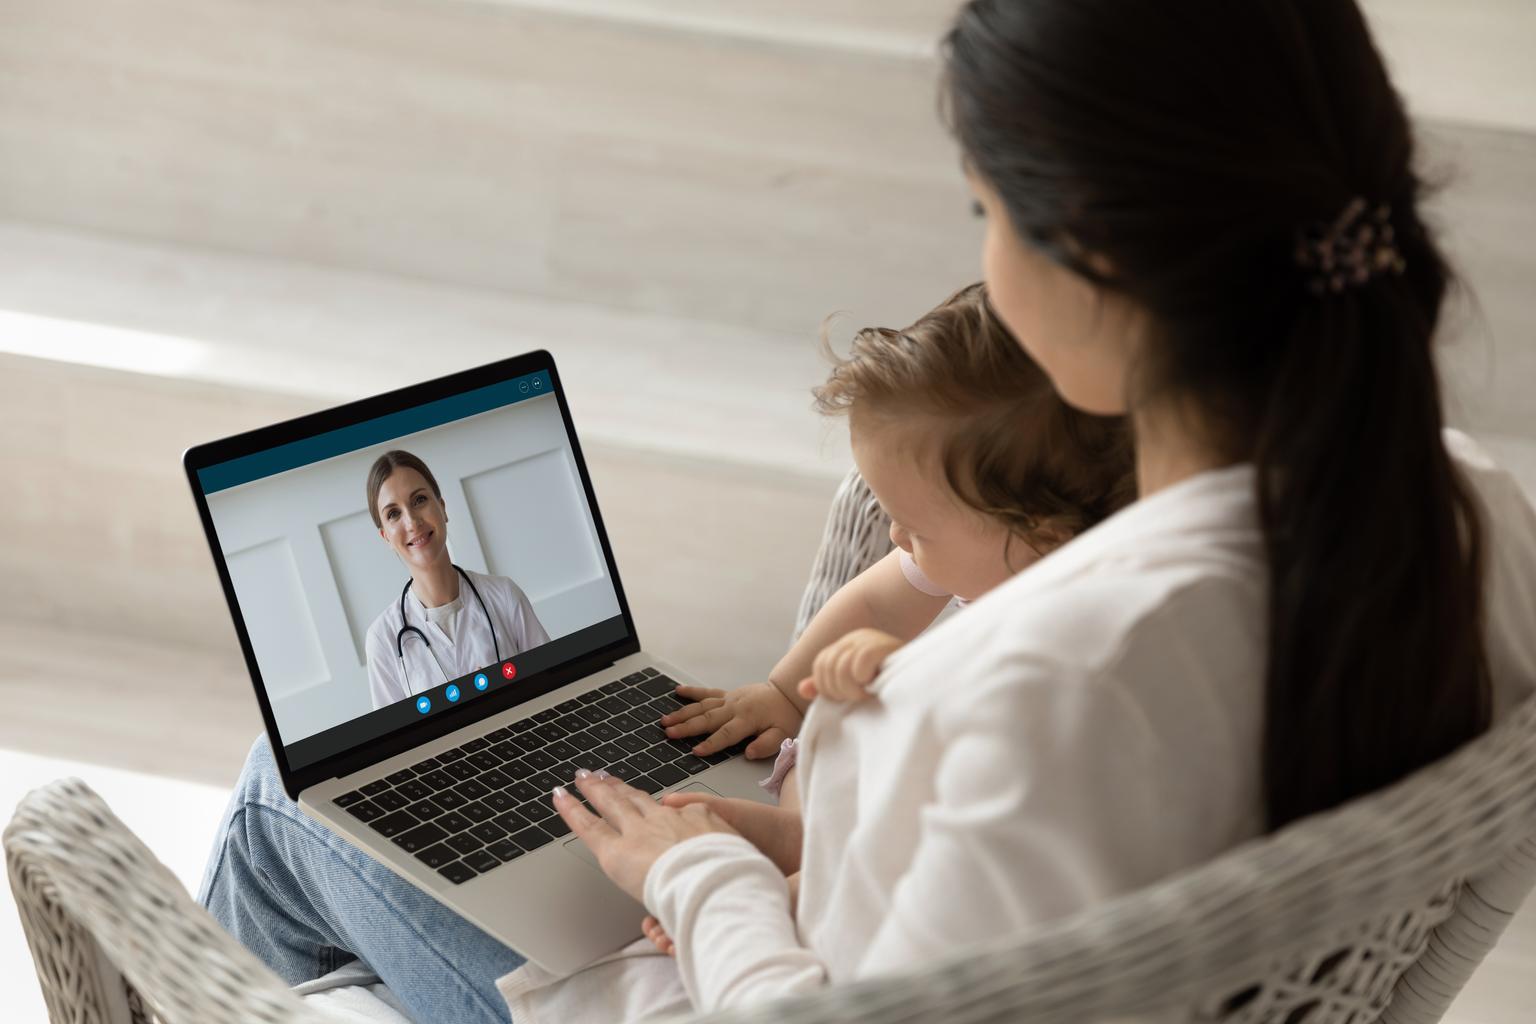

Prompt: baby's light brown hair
xmin=813 ymin=283 xmax=1134 ymax=558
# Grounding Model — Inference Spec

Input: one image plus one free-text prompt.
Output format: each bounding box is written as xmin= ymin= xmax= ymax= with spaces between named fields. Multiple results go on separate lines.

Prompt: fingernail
xmin=552 ymin=785 xmax=569 ymax=802
xmin=594 ymin=769 xmax=611 ymax=781
xmin=574 ymin=768 xmax=591 ymax=780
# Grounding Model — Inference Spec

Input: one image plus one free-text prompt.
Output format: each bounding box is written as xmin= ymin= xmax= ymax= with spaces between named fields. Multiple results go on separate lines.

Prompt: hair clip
xmin=1294 ymin=197 xmax=1406 ymax=296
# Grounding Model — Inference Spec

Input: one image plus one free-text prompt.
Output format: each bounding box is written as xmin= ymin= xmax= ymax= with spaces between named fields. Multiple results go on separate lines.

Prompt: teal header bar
xmin=197 ymin=370 xmax=553 ymax=494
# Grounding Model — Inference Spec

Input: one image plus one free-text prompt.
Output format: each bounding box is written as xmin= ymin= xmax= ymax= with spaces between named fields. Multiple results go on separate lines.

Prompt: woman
xmin=363 ymin=450 xmax=550 ymax=709
xmin=199 ymin=2 xmax=1536 ymax=1021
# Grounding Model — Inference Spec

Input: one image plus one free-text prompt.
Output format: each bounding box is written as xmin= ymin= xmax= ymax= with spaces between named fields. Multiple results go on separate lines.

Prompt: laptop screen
xmin=186 ymin=355 xmax=634 ymax=786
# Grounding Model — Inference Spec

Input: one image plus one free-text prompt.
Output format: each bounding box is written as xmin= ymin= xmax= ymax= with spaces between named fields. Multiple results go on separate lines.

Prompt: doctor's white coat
xmin=364 ymin=567 xmax=550 ymax=709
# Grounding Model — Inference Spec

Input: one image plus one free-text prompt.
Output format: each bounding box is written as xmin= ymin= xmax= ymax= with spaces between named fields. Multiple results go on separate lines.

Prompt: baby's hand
xmin=660 ymin=682 xmax=803 ymax=759
xmin=798 ymin=628 xmax=903 ymax=703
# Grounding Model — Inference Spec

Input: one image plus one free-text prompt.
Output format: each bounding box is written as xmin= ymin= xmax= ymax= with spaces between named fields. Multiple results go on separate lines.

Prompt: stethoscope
xmin=395 ymin=564 xmax=503 ymax=690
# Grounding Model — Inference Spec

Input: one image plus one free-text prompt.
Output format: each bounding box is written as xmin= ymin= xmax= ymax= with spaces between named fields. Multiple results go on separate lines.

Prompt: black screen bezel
xmin=182 ymin=350 xmax=640 ymax=799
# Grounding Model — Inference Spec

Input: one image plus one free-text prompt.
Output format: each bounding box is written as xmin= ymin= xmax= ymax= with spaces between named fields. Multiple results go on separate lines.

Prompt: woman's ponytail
xmin=943 ymin=0 xmax=1491 ymax=828
xmin=1256 ymin=203 xmax=1488 ymax=827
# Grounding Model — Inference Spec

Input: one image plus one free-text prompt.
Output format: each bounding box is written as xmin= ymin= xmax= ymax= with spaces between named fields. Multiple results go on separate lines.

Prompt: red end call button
xmin=501 ymin=661 xmax=517 ymax=681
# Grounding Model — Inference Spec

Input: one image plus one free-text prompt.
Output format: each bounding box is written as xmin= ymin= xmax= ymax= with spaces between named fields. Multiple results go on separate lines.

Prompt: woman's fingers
xmin=575 ymin=770 xmax=651 ymax=824
xmin=552 ymin=783 xmax=617 ymax=851
xmin=745 ymin=727 xmax=787 ymax=760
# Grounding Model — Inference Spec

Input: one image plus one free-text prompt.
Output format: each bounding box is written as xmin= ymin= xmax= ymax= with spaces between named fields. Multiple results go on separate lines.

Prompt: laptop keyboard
xmin=331 ymin=668 xmax=744 ymax=885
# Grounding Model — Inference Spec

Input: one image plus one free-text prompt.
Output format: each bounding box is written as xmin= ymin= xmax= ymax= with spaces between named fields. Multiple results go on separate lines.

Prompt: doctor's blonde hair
xmin=366 ymin=450 xmax=444 ymax=529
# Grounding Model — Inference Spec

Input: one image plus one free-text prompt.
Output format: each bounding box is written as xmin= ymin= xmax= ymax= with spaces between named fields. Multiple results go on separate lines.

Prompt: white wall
xmin=204 ymin=394 xmax=621 ymax=742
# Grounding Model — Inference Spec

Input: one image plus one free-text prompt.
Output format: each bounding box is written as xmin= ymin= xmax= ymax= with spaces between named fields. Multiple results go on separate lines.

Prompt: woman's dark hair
xmin=943 ymin=0 xmax=1489 ymax=829
xmin=813 ymin=283 xmax=1134 ymax=561
xmin=366 ymin=450 xmax=443 ymax=529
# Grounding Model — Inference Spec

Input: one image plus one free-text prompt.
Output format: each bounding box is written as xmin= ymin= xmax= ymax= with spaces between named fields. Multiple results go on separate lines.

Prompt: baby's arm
xmin=662 ymin=551 xmax=948 ymax=755
xmin=767 ymin=549 xmax=950 ymax=711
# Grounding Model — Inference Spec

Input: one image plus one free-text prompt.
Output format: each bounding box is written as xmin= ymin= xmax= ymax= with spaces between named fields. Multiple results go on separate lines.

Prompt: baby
xmin=643 ymin=283 xmax=1133 ymax=954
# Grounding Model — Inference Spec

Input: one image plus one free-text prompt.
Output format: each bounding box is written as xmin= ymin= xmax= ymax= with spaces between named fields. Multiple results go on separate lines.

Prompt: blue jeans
xmin=198 ymin=737 xmax=526 ymax=1023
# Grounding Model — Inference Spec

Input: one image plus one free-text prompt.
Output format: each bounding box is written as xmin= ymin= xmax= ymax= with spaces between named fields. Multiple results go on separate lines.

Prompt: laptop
xmin=184 ymin=350 xmax=769 ymax=974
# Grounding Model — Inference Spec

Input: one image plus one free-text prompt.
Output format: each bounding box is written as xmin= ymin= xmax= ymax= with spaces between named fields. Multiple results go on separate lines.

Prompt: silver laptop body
xmin=303 ymin=654 xmax=769 ymax=975
xmin=185 ymin=351 xmax=771 ymax=974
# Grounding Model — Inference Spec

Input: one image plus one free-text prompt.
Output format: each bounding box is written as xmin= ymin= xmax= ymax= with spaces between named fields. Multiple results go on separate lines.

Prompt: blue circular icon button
xmin=415 ymin=696 xmax=431 ymax=714
xmin=445 ymin=684 xmax=461 ymax=703
xmin=474 ymin=672 xmax=489 ymax=691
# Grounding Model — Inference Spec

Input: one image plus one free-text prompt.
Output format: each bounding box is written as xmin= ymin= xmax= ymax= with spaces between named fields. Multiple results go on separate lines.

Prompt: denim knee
xmin=236 ymin=735 xmax=297 ymax=810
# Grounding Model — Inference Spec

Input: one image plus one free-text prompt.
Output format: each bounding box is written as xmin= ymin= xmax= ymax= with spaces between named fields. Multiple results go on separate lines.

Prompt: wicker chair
xmin=7 ymin=468 xmax=1536 ymax=1024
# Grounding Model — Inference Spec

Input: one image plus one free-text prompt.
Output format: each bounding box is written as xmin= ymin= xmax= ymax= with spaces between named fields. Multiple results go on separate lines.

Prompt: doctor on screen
xmin=362 ymin=450 xmax=550 ymax=710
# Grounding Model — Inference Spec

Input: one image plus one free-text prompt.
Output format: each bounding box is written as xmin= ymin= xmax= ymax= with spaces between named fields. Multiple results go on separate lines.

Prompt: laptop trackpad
xmin=563 ymin=782 xmax=725 ymax=870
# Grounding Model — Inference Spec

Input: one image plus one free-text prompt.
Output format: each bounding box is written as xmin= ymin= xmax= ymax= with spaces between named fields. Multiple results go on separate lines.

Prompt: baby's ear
xmin=1017 ymin=519 xmax=1074 ymax=562
xmin=1032 ymin=523 xmax=1073 ymax=551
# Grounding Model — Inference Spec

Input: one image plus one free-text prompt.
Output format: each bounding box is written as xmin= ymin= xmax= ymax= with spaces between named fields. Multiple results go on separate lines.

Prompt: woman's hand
xmin=661 ymin=682 xmax=803 ymax=759
xmin=552 ymin=770 xmax=739 ymax=903
xmin=797 ymin=628 xmax=903 ymax=703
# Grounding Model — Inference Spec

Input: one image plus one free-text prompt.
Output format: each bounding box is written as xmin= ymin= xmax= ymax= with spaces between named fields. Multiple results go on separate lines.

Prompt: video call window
xmin=198 ymin=373 xmax=623 ymax=749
